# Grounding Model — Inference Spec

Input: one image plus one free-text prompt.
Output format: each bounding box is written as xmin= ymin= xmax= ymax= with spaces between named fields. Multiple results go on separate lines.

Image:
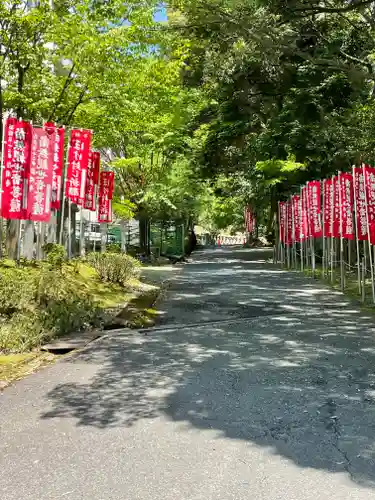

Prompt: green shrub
xmin=0 ymin=269 xmax=36 ymax=316
xmin=42 ymin=243 xmax=66 ymax=269
xmin=87 ymin=251 xmax=140 ymax=285
xmin=0 ymin=265 xmax=102 ymax=352
xmin=106 ymin=243 xmax=121 ymax=253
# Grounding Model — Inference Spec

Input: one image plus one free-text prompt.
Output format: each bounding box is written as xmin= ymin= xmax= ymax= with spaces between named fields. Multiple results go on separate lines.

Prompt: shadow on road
xmin=41 ymin=248 xmax=375 ymax=489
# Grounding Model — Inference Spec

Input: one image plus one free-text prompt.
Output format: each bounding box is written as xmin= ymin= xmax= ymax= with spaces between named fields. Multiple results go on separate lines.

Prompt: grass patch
xmin=0 ymin=352 xmax=56 ymax=388
xmin=0 ymin=254 xmax=139 ymax=353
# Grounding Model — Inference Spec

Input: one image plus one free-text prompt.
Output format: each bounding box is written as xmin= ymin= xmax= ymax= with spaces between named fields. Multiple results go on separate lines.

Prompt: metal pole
xmin=306 ymin=184 xmax=315 ymax=276
xmin=79 ymin=210 xmax=85 ymax=257
xmin=362 ymin=258 xmax=366 ymax=303
xmin=16 ymin=220 xmax=22 ymax=265
xmin=322 ymin=179 xmax=326 ymax=278
xmin=0 ymin=114 xmax=7 ymax=258
xmin=330 ymin=176 xmax=335 ymax=283
xmin=286 ymin=201 xmax=290 ymax=268
xmin=338 ymin=172 xmax=345 ymax=291
xmin=353 ymin=165 xmax=361 ymax=293
xmin=299 ymin=188 xmax=304 ymax=271
xmin=362 ymin=164 xmax=375 ymax=303
xmin=67 ymin=200 xmax=71 ymax=259
xmin=59 ymin=128 xmax=69 ymax=245
xmin=291 ymin=198 xmax=295 ymax=268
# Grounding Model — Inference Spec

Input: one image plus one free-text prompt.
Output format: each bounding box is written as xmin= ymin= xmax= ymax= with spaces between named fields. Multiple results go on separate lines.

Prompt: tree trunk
xmin=100 ymin=223 xmax=107 ymax=253
xmin=139 ymin=214 xmax=149 ymax=255
xmin=120 ymin=220 xmax=127 ymax=253
xmin=6 ymin=220 xmax=19 ymax=260
xmin=22 ymin=220 xmax=34 ymax=259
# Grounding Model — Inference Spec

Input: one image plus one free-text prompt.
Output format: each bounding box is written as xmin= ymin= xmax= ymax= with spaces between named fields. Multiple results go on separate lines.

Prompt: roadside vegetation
xmin=0 ymin=245 xmax=141 ymax=353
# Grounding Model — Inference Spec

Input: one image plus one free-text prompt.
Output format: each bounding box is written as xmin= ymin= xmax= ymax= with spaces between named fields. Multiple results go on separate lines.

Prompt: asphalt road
xmin=2 ymin=247 xmax=375 ymax=499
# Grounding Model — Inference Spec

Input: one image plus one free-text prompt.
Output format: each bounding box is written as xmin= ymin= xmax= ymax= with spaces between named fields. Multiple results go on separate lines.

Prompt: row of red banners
xmin=244 ymin=206 xmax=256 ymax=234
xmin=0 ymin=117 xmax=114 ymax=223
xmin=279 ymin=165 xmax=375 ymax=245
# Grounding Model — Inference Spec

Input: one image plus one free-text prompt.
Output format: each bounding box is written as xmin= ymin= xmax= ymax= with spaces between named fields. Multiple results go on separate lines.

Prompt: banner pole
xmin=353 ymin=165 xmax=361 ymax=293
xmin=285 ymin=201 xmax=291 ymax=269
xmin=298 ymin=188 xmax=303 ymax=272
xmin=322 ymin=179 xmax=326 ymax=278
xmin=0 ymin=114 xmax=7 ymax=258
xmin=330 ymin=176 xmax=335 ymax=283
xmin=304 ymin=186 xmax=310 ymax=270
xmin=291 ymin=197 xmax=295 ymax=268
xmin=277 ymin=201 xmax=281 ymax=263
xmin=306 ymin=184 xmax=315 ymax=276
xmin=59 ymin=130 xmax=70 ymax=245
xmin=338 ymin=171 xmax=345 ymax=291
xmin=16 ymin=220 xmax=22 ymax=265
xmin=67 ymin=200 xmax=72 ymax=260
xmin=362 ymin=257 xmax=366 ymax=303
xmin=362 ymin=163 xmax=375 ymax=303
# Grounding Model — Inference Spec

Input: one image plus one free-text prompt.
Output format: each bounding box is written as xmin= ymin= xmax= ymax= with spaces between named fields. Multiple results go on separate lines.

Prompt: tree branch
xmin=293 ymin=0 xmax=375 ymax=14
xmin=47 ymin=63 xmax=76 ymax=122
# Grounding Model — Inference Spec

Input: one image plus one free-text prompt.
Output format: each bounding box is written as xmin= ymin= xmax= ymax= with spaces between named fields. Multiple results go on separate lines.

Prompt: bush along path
xmin=0 ymin=244 xmax=172 ymax=388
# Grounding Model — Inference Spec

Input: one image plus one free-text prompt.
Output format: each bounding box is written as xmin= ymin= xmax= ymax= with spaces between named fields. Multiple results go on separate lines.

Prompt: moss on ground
xmin=0 ymin=352 xmax=57 ymax=388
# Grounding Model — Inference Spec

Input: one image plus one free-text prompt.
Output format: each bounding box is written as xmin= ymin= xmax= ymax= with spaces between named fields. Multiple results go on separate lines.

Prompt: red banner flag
xmin=301 ymin=186 xmax=309 ymax=241
xmin=307 ymin=180 xmax=322 ymax=238
xmin=292 ymin=194 xmax=301 ymax=242
xmin=353 ymin=167 xmax=368 ymax=241
xmin=25 ymin=127 xmax=54 ymax=222
xmin=279 ymin=202 xmax=286 ymax=243
xmin=84 ymin=151 xmax=100 ymax=211
xmin=339 ymin=172 xmax=354 ymax=240
xmin=98 ymin=171 xmax=114 ymax=223
xmin=286 ymin=200 xmax=293 ymax=245
xmin=244 ymin=206 xmax=253 ymax=233
xmin=363 ymin=163 xmax=375 ymax=245
xmin=332 ymin=176 xmax=340 ymax=238
xmin=244 ymin=206 xmax=256 ymax=234
xmin=43 ymin=123 xmax=65 ymax=211
xmin=66 ymin=129 xmax=92 ymax=205
xmin=323 ymin=179 xmax=333 ymax=237
xmin=1 ymin=118 xmax=32 ymax=220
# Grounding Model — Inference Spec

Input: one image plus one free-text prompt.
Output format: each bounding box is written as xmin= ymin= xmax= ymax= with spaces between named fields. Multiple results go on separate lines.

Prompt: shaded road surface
xmin=2 ymin=248 xmax=375 ymax=499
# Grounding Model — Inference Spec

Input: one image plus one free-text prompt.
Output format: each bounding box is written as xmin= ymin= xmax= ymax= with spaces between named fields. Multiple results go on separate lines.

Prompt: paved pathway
xmin=2 ymin=248 xmax=375 ymax=499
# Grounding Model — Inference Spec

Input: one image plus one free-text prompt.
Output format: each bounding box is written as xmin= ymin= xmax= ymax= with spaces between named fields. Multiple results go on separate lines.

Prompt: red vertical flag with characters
xmin=286 ymin=200 xmax=293 ymax=245
xmin=279 ymin=202 xmax=286 ymax=243
xmin=363 ymin=164 xmax=375 ymax=245
xmin=301 ymin=186 xmax=309 ymax=241
xmin=43 ymin=123 xmax=65 ymax=211
xmin=339 ymin=172 xmax=354 ymax=240
xmin=307 ymin=180 xmax=323 ymax=238
xmin=353 ymin=167 xmax=368 ymax=241
xmin=98 ymin=171 xmax=114 ymax=223
xmin=323 ymin=179 xmax=333 ymax=237
xmin=244 ymin=206 xmax=255 ymax=234
xmin=1 ymin=117 xmax=32 ymax=220
xmin=332 ymin=176 xmax=340 ymax=238
xmin=84 ymin=151 xmax=100 ymax=211
xmin=66 ymin=129 xmax=92 ymax=206
xmin=25 ymin=127 xmax=54 ymax=222
xmin=292 ymin=194 xmax=301 ymax=242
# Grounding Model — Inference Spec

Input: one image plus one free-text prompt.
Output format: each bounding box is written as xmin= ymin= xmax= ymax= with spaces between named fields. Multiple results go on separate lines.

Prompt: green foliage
xmin=87 ymin=252 xmax=141 ymax=285
xmin=106 ymin=243 xmax=121 ymax=253
xmin=0 ymin=268 xmax=36 ymax=317
xmin=42 ymin=243 xmax=66 ymax=269
xmin=0 ymin=264 xmax=102 ymax=352
xmin=164 ymin=0 xmax=375 ymax=230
